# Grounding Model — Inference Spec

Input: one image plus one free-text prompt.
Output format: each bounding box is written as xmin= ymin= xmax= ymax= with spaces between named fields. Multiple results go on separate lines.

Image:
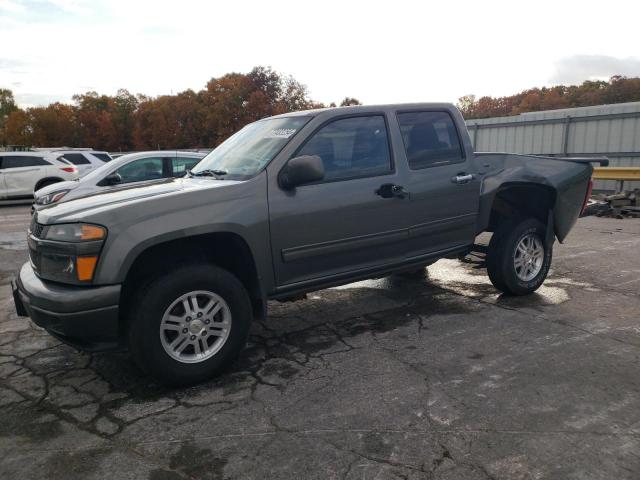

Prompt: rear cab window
xmin=397 ymin=111 xmax=464 ymax=169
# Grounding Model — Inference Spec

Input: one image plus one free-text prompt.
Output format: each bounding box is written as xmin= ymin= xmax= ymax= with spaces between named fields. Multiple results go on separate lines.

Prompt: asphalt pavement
xmin=1 ymin=204 xmax=639 ymax=479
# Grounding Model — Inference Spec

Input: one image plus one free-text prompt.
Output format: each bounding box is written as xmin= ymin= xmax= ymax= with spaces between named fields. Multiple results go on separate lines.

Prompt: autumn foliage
xmin=458 ymin=75 xmax=640 ymax=119
xmin=0 ymin=67 xmax=356 ymax=151
xmin=4 ymin=70 xmax=640 ymax=149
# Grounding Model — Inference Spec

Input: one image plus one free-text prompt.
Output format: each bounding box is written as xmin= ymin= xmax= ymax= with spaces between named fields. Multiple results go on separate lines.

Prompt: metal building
xmin=466 ymin=101 xmax=640 ymax=191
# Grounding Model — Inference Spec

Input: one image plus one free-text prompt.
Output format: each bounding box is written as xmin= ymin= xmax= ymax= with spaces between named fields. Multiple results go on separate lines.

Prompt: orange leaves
xmin=458 ymin=76 xmax=640 ymax=119
xmin=0 ymin=67 xmax=356 ymax=150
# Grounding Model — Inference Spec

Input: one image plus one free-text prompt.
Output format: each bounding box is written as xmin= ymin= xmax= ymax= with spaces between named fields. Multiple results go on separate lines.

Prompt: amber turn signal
xmin=76 ymin=256 xmax=98 ymax=281
xmin=80 ymin=225 xmax=106 ymax=241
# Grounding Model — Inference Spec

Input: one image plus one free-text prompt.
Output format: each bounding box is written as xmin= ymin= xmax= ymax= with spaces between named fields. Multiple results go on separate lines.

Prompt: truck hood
xmin=36 ymin=177 xmax=243 ymax=224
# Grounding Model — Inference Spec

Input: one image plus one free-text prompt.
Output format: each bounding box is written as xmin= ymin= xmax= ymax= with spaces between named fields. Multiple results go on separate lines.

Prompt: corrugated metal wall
xmin=466 ymin=101 xmax=640 ymax=191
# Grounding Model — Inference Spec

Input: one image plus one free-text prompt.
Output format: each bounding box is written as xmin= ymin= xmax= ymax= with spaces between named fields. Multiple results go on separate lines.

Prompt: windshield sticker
xmin=264 ymin=128 xmax=297 ymax=139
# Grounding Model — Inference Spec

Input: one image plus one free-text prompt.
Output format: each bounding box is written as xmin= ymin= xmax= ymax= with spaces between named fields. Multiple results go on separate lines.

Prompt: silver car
xmin=34 ymin=150 xmax=206 ymax=208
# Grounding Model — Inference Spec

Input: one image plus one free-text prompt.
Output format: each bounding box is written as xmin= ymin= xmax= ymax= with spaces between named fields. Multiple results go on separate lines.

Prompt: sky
xmin=1 ymin=0 xmax=640 ymax=108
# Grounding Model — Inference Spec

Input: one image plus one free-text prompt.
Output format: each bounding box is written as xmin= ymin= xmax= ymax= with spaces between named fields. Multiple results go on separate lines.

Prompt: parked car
xmin=33 ymin=151 xmax=206 ymax=208
xmin=0 ymin=152 xmax=78 ymax=201
xmin=13 ymin=103 xmax=594 ymax=386
xmin=32 ymin=148 xmax=113 ymax=177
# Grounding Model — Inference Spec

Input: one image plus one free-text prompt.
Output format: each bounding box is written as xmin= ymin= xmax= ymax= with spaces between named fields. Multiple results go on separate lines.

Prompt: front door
xmin=268 ymin=114 xmax=410 ymax=288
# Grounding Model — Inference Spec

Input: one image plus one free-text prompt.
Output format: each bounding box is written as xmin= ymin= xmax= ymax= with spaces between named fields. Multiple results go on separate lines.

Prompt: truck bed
xmin=475 ymin=153 xmax=593 ymax=242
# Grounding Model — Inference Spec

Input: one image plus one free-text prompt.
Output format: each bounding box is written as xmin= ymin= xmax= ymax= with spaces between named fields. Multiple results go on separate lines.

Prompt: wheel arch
xmin=34 ymin=177 xmax=65 ymax=192
xmin=480 ymin=182 xmax=557 ymax=236
xmin=119 ymin=231 xmax=266 ymax=336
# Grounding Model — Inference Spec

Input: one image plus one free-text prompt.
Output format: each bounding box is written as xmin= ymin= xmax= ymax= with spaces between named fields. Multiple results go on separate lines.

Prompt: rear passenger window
xmin=0 ymin=156 xmax=50 ymax=168
xmin=296 ymin=115 xmax=392 ymax=182
xmin=397 ymin=111 xmax=464 ymax=169
xmin=62 ymin=153 xmax=91 ymax=165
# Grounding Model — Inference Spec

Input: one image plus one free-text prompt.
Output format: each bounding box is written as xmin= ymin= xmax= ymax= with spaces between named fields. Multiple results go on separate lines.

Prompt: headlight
xmin=32 ymin=223 xmax=107 ymax=283
xmin=43 ymin=223 xmax=106 ymax=242
xmin=35 ymin=190 xmax=69 ymax=205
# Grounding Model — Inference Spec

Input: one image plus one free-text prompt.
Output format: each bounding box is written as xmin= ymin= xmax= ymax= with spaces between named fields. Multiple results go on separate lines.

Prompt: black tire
xmin=486 ymin=217 xmax=552 ymax=296
xmin=127 ymin=264 xmax=252 ymax=387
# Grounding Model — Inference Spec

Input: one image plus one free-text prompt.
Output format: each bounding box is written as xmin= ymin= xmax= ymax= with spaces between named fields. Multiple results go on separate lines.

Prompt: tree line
xmin=457 ymin=75 xmax=640 ymax=119
xmin=2 ymin=71 xmax=640 ymax=150
xmin=0 ymin=66 xmax=361 ymax=151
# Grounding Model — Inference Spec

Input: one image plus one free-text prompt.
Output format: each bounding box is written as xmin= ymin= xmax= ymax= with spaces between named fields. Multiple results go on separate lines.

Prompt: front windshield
xmin=191 ymin=116 xmax=311 ymax=179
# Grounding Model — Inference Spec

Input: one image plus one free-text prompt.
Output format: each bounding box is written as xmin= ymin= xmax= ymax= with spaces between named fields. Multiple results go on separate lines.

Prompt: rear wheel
xmin=486 ymin=217 xmax=552 ymax=295
xmin=127 ymin=264 xmax=252 ymax=386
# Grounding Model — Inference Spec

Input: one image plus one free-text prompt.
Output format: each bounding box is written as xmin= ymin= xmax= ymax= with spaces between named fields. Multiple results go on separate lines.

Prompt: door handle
xmin=451 ymin=173 xmax=474 ymax=184
xmin=376 ymin=183 xmax=408 ymax=199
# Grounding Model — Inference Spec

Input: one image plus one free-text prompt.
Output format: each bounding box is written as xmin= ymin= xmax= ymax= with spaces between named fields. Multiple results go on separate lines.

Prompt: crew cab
xmin=12 ymin=103 xmax=593 ymax=386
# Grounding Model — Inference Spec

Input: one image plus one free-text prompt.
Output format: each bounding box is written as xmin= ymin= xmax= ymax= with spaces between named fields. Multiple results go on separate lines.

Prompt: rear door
xmin=268 ymin=113 xmax=411 ymax=287
xmin=1 ymin=155 xmax=50 ymax=198
xmin=396 ymin=110 xmax=480 ymax=258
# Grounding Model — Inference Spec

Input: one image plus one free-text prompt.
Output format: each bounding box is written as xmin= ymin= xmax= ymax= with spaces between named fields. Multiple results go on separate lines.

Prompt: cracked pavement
xmin=1 ymin=204 xmax=639 ymax=479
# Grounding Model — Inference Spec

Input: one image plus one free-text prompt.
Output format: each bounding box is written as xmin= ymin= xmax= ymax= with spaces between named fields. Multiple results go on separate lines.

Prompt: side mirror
xmin=279 ymin=155 xmax=324 ymax=190
xmin=103 ymin=172 xmax=122 ymax=185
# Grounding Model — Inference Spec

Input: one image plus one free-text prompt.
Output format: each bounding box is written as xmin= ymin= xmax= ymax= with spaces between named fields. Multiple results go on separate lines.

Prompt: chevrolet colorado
xmin=13 ymin=104 xmax=594 ymax=386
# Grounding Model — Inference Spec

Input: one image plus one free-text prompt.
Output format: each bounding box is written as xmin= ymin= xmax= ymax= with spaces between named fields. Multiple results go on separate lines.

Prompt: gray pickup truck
xmin=13 ymin=103 xmax=593 ymax=386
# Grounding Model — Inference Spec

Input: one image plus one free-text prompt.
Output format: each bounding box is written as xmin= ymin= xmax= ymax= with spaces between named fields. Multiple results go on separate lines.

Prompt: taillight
xmin=60 ymin=166 xmax=77 ymax=173
xmin=580 ymin=178 xmax=593 ymax=215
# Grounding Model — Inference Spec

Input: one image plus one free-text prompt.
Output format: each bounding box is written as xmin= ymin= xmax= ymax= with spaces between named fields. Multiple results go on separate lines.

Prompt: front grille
xmin=30 ymin=216 xmax=44 ymax=238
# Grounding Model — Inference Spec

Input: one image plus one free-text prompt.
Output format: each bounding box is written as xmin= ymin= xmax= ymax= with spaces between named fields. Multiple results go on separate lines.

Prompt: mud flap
xmin=545 ymin=209 xmax=556 ymax=249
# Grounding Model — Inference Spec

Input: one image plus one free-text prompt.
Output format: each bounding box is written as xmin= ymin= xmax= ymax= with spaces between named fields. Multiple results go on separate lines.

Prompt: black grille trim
xmin=30 ymin=216 xmax=44 ymax=238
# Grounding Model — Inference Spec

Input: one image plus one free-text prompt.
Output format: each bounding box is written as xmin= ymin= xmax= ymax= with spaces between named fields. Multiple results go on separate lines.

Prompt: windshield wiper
xmin=188 ymin=169 xmax=228 ymax=178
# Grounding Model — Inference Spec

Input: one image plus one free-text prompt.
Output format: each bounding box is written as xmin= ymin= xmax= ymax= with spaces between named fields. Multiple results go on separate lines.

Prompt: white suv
xmin=34 ymin=149 xmax=113 ymax=177
xmin=0 ymin=152 xmax=79 ymax=200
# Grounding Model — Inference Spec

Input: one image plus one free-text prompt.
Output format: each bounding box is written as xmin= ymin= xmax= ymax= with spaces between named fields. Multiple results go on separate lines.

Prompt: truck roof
xmin=270 ymin=102 xmax=459 ymax=119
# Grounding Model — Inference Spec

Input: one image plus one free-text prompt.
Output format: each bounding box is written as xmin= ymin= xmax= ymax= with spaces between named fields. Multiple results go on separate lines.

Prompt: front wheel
xmin=486 ymin=218 xmax=552 ymax=295
xmin=127 ymin=264 xmax=252 ymax=387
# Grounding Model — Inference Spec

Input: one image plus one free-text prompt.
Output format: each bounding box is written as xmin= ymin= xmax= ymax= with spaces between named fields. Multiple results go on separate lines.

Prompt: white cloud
xmin=551 ymin=55 xmax=640 ymax=85
xmin=0 ymin=0 xmax=25 ymax=13
xmin=1 ymin=0 xmax=640 ymax=107
xmin=14 ymin=92 xmax=71 ymax=108
xmin=45 ymin=0 xmax=90 ymax=15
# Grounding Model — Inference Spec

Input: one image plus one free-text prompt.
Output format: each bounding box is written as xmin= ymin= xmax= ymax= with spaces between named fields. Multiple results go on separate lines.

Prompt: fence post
xmin=562 ymin=116 xmax=572 ymax=156
xmin=473 ymin=124 xmax=479 ymax=150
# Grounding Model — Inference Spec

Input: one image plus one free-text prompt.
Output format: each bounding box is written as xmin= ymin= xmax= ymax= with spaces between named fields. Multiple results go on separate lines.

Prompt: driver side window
xmin=296 ymin=115 xmax=392 ymax=182
xmin=114 ymin=157 xmax=165 ymax=184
